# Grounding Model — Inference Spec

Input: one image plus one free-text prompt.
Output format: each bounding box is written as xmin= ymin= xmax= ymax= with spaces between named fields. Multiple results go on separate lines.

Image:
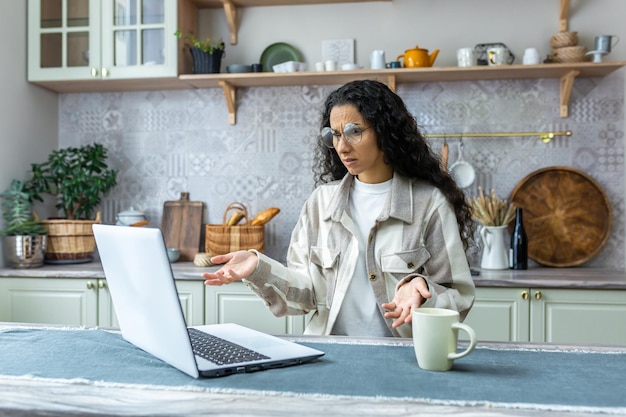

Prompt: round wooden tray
xmin=509 ymin=166 xmax=612 ymax=267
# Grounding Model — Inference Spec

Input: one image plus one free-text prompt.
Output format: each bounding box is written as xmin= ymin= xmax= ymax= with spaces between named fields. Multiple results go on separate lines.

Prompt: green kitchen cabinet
xmin=204 ymin=281 xmax=307 ymax=335
xmin=0 ymin=277 xmax=204 ymax=328
xmin=28 ymin=0 xmax=178 ymax=82
xmin=463 ymin=287 xmax=626 ymax=345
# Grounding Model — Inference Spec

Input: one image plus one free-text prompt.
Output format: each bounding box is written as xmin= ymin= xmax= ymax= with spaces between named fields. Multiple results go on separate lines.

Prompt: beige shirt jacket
xmin=244 ymin=173 xmax=476 ymax=338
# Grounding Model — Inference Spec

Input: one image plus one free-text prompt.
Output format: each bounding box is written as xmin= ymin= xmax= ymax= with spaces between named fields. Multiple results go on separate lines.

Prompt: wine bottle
xmin=510 ymin=208 xmax=528 ymax=270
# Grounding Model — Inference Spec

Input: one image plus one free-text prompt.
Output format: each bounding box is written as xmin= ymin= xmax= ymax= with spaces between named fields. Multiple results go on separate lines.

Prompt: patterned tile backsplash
xmin=59 ymin=72 xmax=625 ymax=269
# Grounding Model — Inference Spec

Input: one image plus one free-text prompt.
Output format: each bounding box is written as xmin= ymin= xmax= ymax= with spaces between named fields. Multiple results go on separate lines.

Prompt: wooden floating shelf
xmin=32 ymin=62 xmax=626 ymax=124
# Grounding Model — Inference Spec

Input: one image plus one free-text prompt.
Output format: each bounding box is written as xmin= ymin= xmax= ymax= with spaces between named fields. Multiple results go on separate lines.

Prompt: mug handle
xmin=612 ymin=36 xmax=620 ymax=48
xmin=448 ymin=322 xmax=477 ymax=360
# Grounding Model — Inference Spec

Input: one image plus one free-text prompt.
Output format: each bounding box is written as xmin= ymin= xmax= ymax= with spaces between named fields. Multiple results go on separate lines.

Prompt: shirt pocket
xmin=381 ymin=247 xmax=431 ymax=274
xmin=309 ymin=246 xmax=340 ymax=307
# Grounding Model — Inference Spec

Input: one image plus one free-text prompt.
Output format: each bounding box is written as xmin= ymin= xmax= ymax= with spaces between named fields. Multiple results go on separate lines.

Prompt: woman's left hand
xmin=381 ymin=278 xmax=432 ymax=328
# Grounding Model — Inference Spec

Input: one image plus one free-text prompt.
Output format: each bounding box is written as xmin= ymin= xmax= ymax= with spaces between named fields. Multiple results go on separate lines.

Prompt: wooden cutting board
xmin=160 ymin=192 xmax=204 ymax=262
xmin=509 ymin=166 xmax=612 ymax=267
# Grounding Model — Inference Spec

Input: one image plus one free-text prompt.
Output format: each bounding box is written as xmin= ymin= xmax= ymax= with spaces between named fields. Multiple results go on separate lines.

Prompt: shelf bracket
xmin=559 ymin=0 xmax=570 ymax=32
xmin=386 ymin=75 xmax=397 ymax=92
xmin=560 ymin=69 xmax=579 ymax=118
xmin=219 ymin=80 xmax=237 ymax=125
xmin=222 ymin=0 xmax=238 ymax=45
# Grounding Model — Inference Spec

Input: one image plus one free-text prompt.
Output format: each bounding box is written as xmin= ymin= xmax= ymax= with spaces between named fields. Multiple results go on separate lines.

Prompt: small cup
xmin=324 ymin=60 xmax=337 ymax=71
xmin=412 ymin=308 xmax=477 ymax=371
xmin=166 ymin=248 xmax=180 ymax=263
xmin=251 ymin=63 xmax=263 ymax=72
xmin=595 ymin=35 xmax=619 ymax=53
xmin=388 ymin=61 xmax=401 ymax=68
xmin=522 ymin=48 xmax=540 ymax=65
xmin=487 ymin=47 xmax=511 ymax=66
xmin=456 ymin=47 xmax=476 ymax=67
xmin=315 ymin=62 xmax=325 ymax=71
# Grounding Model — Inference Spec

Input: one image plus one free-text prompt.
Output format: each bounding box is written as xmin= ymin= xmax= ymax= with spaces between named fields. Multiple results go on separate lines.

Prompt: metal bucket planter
xmin=3 ymin=235 xmax=47 ymax=268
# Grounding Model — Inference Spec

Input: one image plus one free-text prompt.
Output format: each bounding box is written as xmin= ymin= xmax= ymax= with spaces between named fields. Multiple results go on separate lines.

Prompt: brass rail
xmin=424 ymin=130 xmax=572 ymax=144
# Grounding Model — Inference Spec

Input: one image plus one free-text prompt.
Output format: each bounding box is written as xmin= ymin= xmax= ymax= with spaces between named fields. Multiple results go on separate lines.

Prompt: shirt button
xmin=369 ymin=273 xmax=376 ymax=281
xmin=407 ymin=262 xmax=415 ymax=269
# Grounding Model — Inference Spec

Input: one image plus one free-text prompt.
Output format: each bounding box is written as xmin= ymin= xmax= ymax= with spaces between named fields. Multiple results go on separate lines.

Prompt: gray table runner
xmin=1 ymin=328 xmax=624 ymax=413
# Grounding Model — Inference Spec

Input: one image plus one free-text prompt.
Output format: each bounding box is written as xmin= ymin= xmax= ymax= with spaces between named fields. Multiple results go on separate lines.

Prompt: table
xmin=1 ymin=323 xmax=625 ymax=417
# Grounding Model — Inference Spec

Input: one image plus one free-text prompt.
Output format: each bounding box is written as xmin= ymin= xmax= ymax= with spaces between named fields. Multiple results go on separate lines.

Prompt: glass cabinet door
xmin=28 ymin=0 xmax=101 ymax=81
xmin=101 ymin=0 xmax=177 ymax=79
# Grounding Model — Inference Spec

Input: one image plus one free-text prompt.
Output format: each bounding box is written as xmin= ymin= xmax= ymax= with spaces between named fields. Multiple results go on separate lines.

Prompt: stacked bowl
xmin=550 ymin=31 xmax=587 ymax=63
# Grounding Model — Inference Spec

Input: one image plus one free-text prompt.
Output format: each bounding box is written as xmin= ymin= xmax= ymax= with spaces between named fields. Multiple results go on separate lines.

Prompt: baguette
xmin=249 ymin=207 xmax=280 ymax=226
xmin=225 ymin=210 xmax=245 ymax=226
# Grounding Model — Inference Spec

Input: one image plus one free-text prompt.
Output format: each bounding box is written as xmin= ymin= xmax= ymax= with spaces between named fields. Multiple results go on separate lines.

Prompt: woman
xmin=203 ymin=80 xmax=476 ymax=338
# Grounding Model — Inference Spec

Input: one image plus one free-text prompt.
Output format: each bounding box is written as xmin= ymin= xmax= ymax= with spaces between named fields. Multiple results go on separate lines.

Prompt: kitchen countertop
xmin=1 ymin=263 xmax=625 ymax=289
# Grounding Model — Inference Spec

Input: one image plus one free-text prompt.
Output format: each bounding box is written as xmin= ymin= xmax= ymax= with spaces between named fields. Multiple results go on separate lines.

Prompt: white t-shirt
xmin=332 ymin=177 xmax=393 ymax=337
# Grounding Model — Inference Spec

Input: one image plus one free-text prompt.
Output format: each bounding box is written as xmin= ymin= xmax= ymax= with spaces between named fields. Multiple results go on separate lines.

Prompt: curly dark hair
xmin=313 ymin=79 xmax=476 ymax=251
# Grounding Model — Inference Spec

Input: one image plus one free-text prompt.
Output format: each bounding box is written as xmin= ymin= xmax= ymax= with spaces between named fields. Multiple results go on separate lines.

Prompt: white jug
xmin=370 ymin=50 xmax=386 ymax=70
xmin=480 ymin=225 xmax=510 ymax=269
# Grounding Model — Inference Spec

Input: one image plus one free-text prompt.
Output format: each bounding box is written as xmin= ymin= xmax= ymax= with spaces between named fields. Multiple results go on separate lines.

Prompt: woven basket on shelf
xmin=550 ymin=31 xmax=579 ymax=49
xmin=551 ymin=45 xmax=587 ymax=63
xmin=39 ymin=212 xmax=101 ymax=261
xmin=205 ymin=203 xmax=264 ymax=256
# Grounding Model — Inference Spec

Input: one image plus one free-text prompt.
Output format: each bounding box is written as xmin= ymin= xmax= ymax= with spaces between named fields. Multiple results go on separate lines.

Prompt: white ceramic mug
xmin=488 ymin=47 xmax=511 ymax=66
xmin=595 ymin=35 xmax=619 ymax=53
xmin=412 ymin=308 xmax=477 ymax=371
xmin=324 ymin=60 xmax=337 ymax=71
xmin=522 ymin=48 xmax=540 ymax=65
xmin=457 ymin=47 xmax=476 ymax=67
xmin=370 ymin=50 xmax=386 ymax=70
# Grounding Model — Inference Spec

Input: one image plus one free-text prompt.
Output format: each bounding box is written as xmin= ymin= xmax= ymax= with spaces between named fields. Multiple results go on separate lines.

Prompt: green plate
xmin=260 ymin=42 xmax=302 ymax=72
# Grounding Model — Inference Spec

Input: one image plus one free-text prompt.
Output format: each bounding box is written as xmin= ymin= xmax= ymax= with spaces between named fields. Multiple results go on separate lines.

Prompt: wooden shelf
xmin=188 ymin=0 xmax=391 ymax=44
xmin=32 ymin=62 xmax=626 ymax=124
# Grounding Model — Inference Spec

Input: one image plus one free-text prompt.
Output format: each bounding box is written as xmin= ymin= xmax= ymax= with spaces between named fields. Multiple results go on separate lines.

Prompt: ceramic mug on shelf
xmin=457 ymin=47 xmax=477 ymax=67
xmin=488 ymin=47 xmax=511 ymax=66
xmin=595 ymin=35 xmax=620 ymax=53
xmin=412 ymin=308 xmax=477 ymax=371
xmin=523 ymin=48 xmax=541 ymax=65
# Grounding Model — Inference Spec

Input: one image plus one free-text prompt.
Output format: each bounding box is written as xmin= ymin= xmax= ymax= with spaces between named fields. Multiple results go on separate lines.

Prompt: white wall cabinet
xmin=204 ymin=281 xmax=307 ymax=335
xmin=463 ymin=287 xmax=626 ymax=345
xmin=28 ymin=0 xmax=178 ymax=82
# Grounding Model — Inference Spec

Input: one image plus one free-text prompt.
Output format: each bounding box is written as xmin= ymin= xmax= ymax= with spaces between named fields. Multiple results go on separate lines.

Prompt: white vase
xmin=480 ymin=225 xmax=510 ymax=270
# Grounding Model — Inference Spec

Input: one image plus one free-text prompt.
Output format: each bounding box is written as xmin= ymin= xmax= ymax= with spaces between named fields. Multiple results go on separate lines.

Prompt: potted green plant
xmin=0 ymin=179 xmax=47 ymax=268
xmin=175 ymin=30 xmax=225 ymax=74
xmin=24 ymin=143 xmax=118 ymax=263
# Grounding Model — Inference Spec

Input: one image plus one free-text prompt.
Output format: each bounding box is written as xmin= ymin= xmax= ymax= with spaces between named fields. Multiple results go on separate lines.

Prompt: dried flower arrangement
xmin=469 ymin=187 xmax=516 ymax=226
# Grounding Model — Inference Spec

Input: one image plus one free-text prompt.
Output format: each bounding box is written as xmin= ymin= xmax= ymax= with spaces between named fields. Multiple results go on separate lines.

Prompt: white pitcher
xmin=370 ymin=50 xmax=386 ymax=70
xmin=480 ymin=225 xmax=510 ymax=269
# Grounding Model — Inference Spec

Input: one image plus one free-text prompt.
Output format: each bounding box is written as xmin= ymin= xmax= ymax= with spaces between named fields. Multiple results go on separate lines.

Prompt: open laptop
xmin=92 ymin=224 xmax=324 ymax=378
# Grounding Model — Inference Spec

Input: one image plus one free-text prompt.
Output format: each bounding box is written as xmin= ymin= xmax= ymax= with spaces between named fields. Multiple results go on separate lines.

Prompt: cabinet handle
xmin=535 ymin=291 xmax=542 ymax=300
xmin=99 ymin=280 xmax=106 ymax=289
xmin=102 ymin=68 xmax=109 ymax=77
xmin=521 ymin=291 xmax=529 ymax=300
xmin=90 ymin=67 xmax=98 ymax=77
xmin=86 ymin=281 xmax=95 ymax=290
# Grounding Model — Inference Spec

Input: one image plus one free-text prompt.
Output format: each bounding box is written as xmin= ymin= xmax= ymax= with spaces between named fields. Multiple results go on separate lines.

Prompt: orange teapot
xmin=397 ymin=45 xmax=440 ymax=68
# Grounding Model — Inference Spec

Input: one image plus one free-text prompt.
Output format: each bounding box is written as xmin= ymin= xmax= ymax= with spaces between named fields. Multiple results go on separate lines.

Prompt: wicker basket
xmin=550 ymin=31 xmax=579 ymax=49
xmin=551 ymin=45 xmax=587 ymax=63
xmin=205 ymin=203 xmax=264 ymax=256
xmin=40 ymin=212 xmax=101 ymax=261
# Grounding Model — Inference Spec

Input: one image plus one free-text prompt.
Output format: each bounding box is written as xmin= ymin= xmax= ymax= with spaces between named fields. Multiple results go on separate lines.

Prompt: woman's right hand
xmin=202 ymin=250 xmax=259 ymax=286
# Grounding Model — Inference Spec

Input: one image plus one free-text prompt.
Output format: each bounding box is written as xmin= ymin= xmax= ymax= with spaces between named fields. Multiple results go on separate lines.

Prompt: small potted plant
xmin=175 ymin=30 xmax=225 ymax=74
xmin=24 ymin=143 xmax=118 ymax=263
xmin=0 ymin=179 xmax=47 ymax=268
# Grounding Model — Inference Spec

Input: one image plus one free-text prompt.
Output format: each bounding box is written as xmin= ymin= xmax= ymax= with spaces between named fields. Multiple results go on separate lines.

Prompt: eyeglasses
xmin=320 ymin=123 xmax=371 ymax=148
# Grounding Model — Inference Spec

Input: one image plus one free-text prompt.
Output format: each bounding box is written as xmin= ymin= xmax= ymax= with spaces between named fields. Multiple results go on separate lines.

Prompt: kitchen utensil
xmin=116 ymin=207 xmax=146 ymax=226
xmin=441 ymin=140 xmax=449 ymax=172
xmin=166 ymin=247 xmax=180 ymax=263
xmin=397 ymin=45 xmax=439 ymax=68
xmin=456 ymin=47 xmax=476 ymax=67
xmin=448 ymin=142 xmax=475 ymax=188
xmin=488 ymin=47 xmax=512 ymax=66
xmin=522 ymin=48 xmax=541 ymax=65
xmin=479 ymin=225 xmax=510 ymax=270
xmin=595 ymin=35 xmax=619 ymax=53
xmin=474 ymin=43 xmax=515 ymax=65
xmin=260 ymin=42 xmax=302 ymax=73
xmin=370 ymin=50 xmax=386 ymax=70
xmin=160 ymin=192 xmax=204 ymax=262
xmin=509 ymin=166 xmax=611 ymax=267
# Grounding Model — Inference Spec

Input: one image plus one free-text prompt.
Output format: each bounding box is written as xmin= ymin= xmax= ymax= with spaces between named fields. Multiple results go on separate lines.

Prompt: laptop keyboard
xmin=188 ymin=328 xmax=270 ymax=365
